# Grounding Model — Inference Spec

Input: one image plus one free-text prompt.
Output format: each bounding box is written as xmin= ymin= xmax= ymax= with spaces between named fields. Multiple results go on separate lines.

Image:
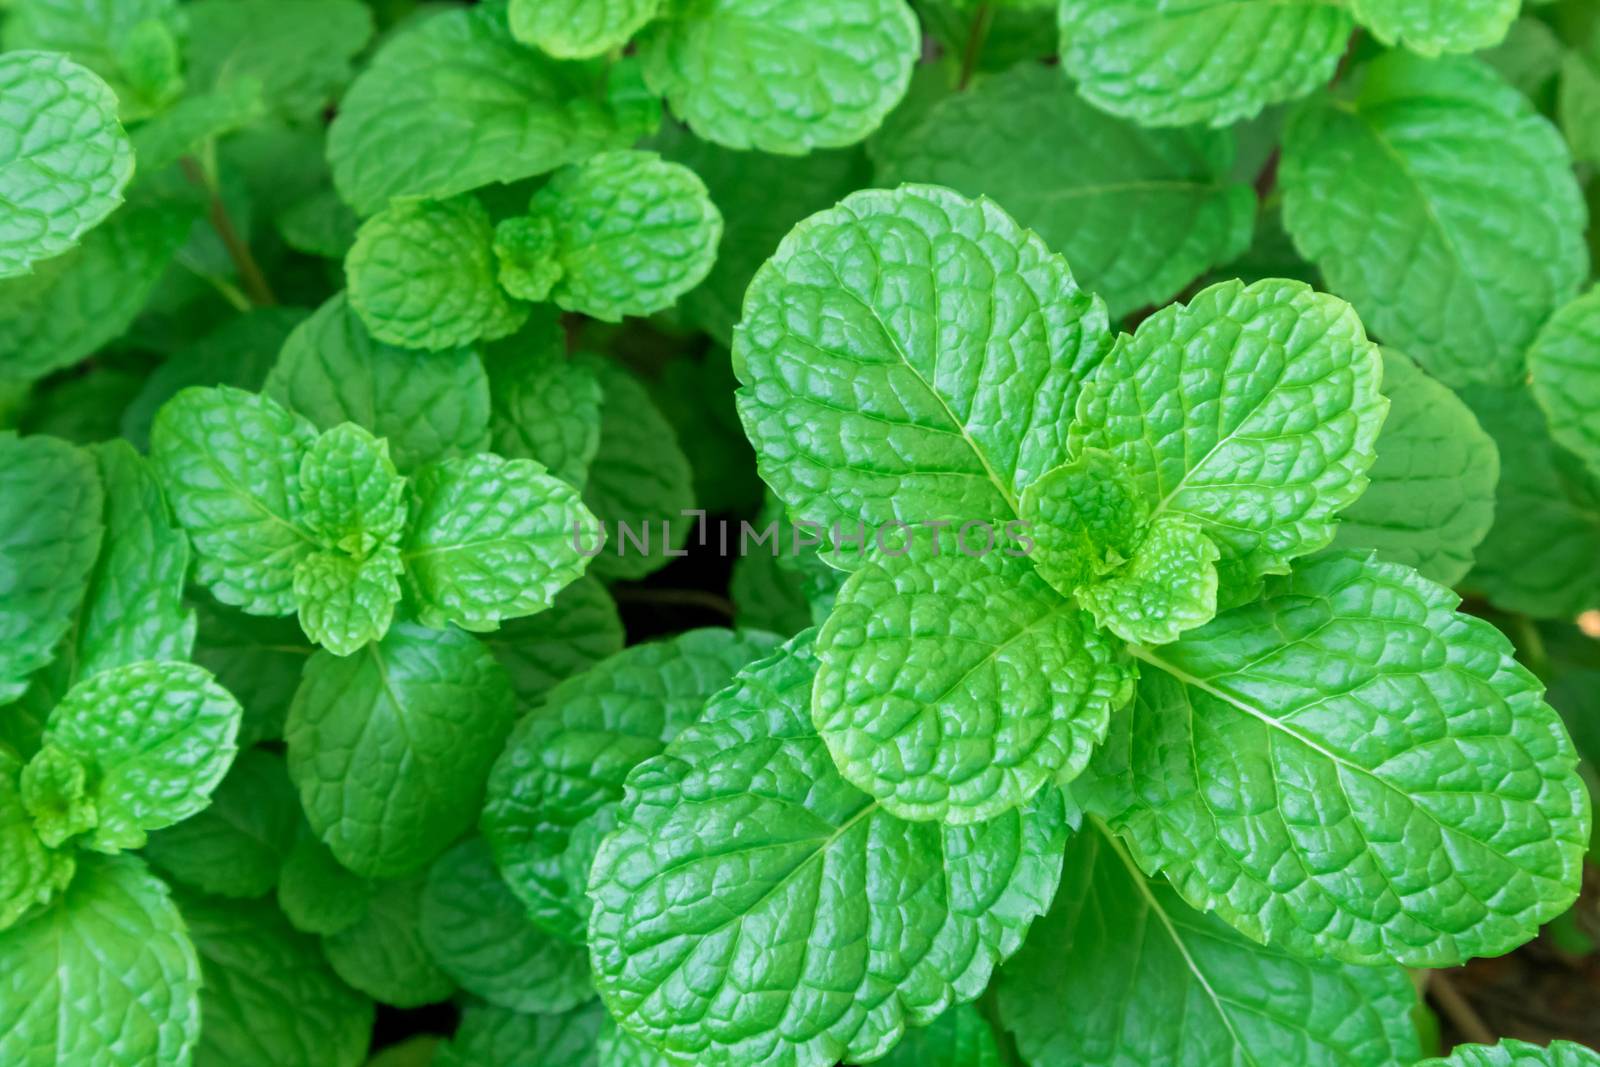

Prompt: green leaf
xmin=495 ymin=150 xmax=722 ymax=321
xmin=510 ymin=0 xmax=661 ymax=58
xmin=183 ymin=0 xmax=374 ymax=120
xmin=1561 ymin=32 xmax=1600 ymax=167
xmin=143 ymin=748 xmax=300 ymax=899
xmin=328 ymin=3 xmax=659 ymax=215
xmin=481 ymin=628 xmax=782 ymax=943
xmin=434 ymin=1000 xmax=604 ymax=1067
xmin=581 ymin=357 xmax=696 ymax=581
xmin=267 ymin=294 xmax=492 ymax=475
xmin=1420 ymin=1040 xmax=1600 ymax=1066
xmin=1057 ymin=0 xmax=1353 ymax=128
xmin=814 ymin=547 xmax=1132 ymax=823
xmin=1087 ymin=552 xmax=1591 ymax=966
xmin=1020 ymin=449 xmax=1147 ymax=597
xmin=293 ymin=424 xmax=408 ymax=655
xmin=19 ymin=744 xmax=97 ymax=848
xmin=1332 ymin=349 xmax=1499 ymax=586
xmin=1077 ymin=513 xmax=1222 ymax=647
xmin=1483 ymin=18 xmax=1563 ymax=101
xmin=403 ymin=453 xmax=598 ymax=633
xmin=2 ymin=0 xmax=185 ymax=118
xmin=589 ymin=633 xmax=1069 ymax=1067
xmin=285 ymin=623 xmax=517 ymax=877
xmin=0 ymin=747 xmax=75 ymax=930
xmin=1530 ymin=287 xmax=1600 ymax=483
xmin=637 ymin=0 xmax=919 ymax=153
xmin=128 ymin=81 xmax=268 ymax=174
xmin=484 ymin=312 xmax=603 ymax=488
xmin=997 ymin=822 xmax=1423 ymax=1067
xmin=191 ymin=597 xmax=313 ymax=747
xmin=0 ymin=854 xmax=200 ymax=1067
xmin=1281 ymin=52 xmax=1587 ymax=388
xmin=322 ymin=873 xmax=456 ymax=1009
xmin=875 ymin=1004 xmax=1001 ymax=1067
xmin=152 ymin=386 xmax=320 ymax=616
xmin=0 ymin=51 xmax=133 ymax=278
xmin=0 ymin=432 xmax=102 ymax=700
xmin=1463 ymin=385 xmax=1600 ymax=618
xmin=1349 ymin=0 xmax=1519 ymax=56
xmin=277 ymin=188 xmax=360 ymax=260
xmin=0 ymin=191 xmax=193 ymax=386
xmin=480 ymin=576 xmax=625 ymax=706
xmin=276 ymin=825 xmax=374 ymax=936
xmin=654 ymin=123 xmax=868 ymax=346
xmin=597 ymin=1017 xmax=682 ymax=1067
xmin=420 ymin=837 xmax=593 ymax=1014
xmin=1069 ymin=278 xmax=1386 ymax=603
xmin=349 ymin=195 xmax=528 ymax=350
xmin=873 ymin=62 xmax=1255 ymax=319
xmin=734 ymin=184 xmax=1111 ymax=547
xmin=38 ymin=660 xmax=243 ymax=851
xmin=180 ymin=891 xmax=374 ymax=1067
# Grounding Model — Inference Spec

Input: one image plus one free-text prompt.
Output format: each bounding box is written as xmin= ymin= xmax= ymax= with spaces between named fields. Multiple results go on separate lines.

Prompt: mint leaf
xmin=0 ymin=432 xmax=102 ymax=701
xmin=735 ymin=184 xmax=1111 ymax=544
xmin=480 ymin=576 xmax=624 ymax=706
xmin=18 ymin=744 xmax=96 ymax=848
xmin=1091 ymin=552 xmax=1590 ymax=966
xmin=285 ymin=623 xmax=517 ymax=877
xmin=152 ymin=386 xmax=319 ymax=616
xmin=328 ymin=3 xmax=659 ymax=214
xmin=403 ymin=452 xmax=597 ymax=632
xmin=1069 ymin=278 xmax=1385 ymax=603
xmin=876 ymin=1005 xmax=1001 ymax=1067
xmin=37 ymin=660 xmax=243 ymax=851
xmin=1077 ymin=513 xmax=1221 ymax=647
xmin=349 ymin=195 xmax=528 ymax=350
xmin=191 ymin=598 xmax=313 ymax=747
xmin=638 ymin=0 xmax=919 ymax=153
xmin=510 ymin=0 xmax=661 ymax=57
xmin=1349 ymin=0 xmax=1519 ymax=56
xmin=276 ymin=825 xmax=374 ymax=936
xmin=180 ymin=890 xmax=375 ymax=1067
xmin=815 ymin=548 xmax=1132 ymax=823
xmin=128 ymin=82 xmax=268 ymax=174
xmin=183 ymin=0 xmax=374 ymax=120
xmin=143 ymin=748 xmax=299 ymax=899
xmin=420 ymin=837 xmax=592 ymax=1013
xmin=277 ymin=188 xmax=360 ymax=260
xmin=1530 ymin=287 xmax=1600 ymax=483
xmin=589 ymin=633 xmax=1068 ymax=1067
xmin=1421 ymin=1040 xmax=1600 ymax=1066
xmin=267 ymin=294 xmax=492 ymax=475
xmin=435 ymin=1000 xmax=605 ymax=1067
xmin=1332 ymin=349 xmax=1499 ymax=586
xmin=484 ymin=313 xmax=603 ymax=487
xmin=0 ymin=746 xmax=74 ymax=930
xmin=481 ymin=628 xmax=781 ymax=942
xmin=2 ymin=0 xmax=185 ymax=118
xmin=874 ymin=62 xmax=1255 ymax=319
xmin=0 ymin=51 xmax=133 ymax=278
xmin=1020 ymin=449 xmax=1146 ymax=597
xmin=322 ymin=873 xmax=456 ymax=1009
xmin=1058 ymin=0 xmax=1353 ymax=127
xmin=1281 ymin=52 xmax=1587 ymax=388
xmin=998 ymin=822 xmax=1423 ymax=1067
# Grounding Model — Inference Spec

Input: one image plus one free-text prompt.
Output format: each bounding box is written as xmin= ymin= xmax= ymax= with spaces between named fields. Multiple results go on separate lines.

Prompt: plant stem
xmin=611 ymin=586 xmax=737 ymax=619
xmin=1426 ymin=970 xmax=1497 ymax=1047
xmin=180 ymin=156 xmax=278 ymax=308
xmin=957 ymin=2 xmax=994 ymax=91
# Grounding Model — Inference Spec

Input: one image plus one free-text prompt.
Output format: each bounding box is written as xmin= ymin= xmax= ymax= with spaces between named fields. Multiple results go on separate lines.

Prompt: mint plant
xmin=4 ymin=1 xmax=1600 ymax=1065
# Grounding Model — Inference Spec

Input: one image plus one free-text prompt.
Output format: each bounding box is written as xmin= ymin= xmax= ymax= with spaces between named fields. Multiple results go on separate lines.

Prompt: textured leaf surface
xmin=40 ymin=661 xmax=243 ymax=851
xmin=267 ymin=294 xmax=491 ymax=475
xmin=0 ymin=51 xmax=132 ymax=278
xmin=1058 ymin=0 xmax=1353 ymax=127
xmin=183 ymin=0 xmax=372 ymax=120
xmin=1333 ymin=349 xmax=1498 ymax=585
xmin=2 ymin=0 xmax=184 ymax=118
xmin=0 ymin=854 xmax=199 ymax=1067
xmin=1020 ymin=449 xmax=1146 ymax=597
xmin=998 ymin=823 xmax=1422 ymax=1067
xmin=403 ymin=453 xmax=597 ymax=632
xmin=152 ymin=386 xmax=319 ymax=616
xmin=434 ymin=1000 xmax=604 ymax=1067
xmin=1420 ymin=1040 xmax=1600 ymax=1066
xmin=1281 ymin=52 xmax=1587 ymax=388
xmin=180 ymin=891 xmax=374 ymax=1067
xmin=484 ymin=314 xmax=603 ymax=487
xmin=638 ymin=0 xmax=918 ymax=153
xmin=0 ymin=432 xmax=102 ymax=699
xmin=1077 ymin=513 xmax=1221 ymax=646
xmin=322 ymin=874 xmax=454 ymax=1008
xmin=1349 ymin=0 xmax=1519 ymax=56
xmin=1087 ymin=552 xmax=1590 ymax=966
xmin=349 ymin=195 xmax=527 ymax=350
xmin=0 ymin=748 xmax=74 ymax=930
xmin=481 ymin=576 xmax=624 ymax=706
xmin=510 ymin=0 xmax=661 ymax=57
xmin=143 ymin=748 xmax=299 ymax=899
xmin=589 ymin=634 xmax=1069 ymax=1067
xmin=874 ymin=62 xmax=1254 ymax=318
xmin=1069 ymin=278 xmax=1385 ymax=601
xmin=285 ymin=623 xmax=517 ymax=877
xmin=1463 ymin=386 xmax=1600 ymax=618
xmin=420 ymin=838 xmax=592 ymax=1013
xmin=734 ymin=184 xmax=1111 ymax=545
xmin=1530 ymin=288 xmax=1600 ymax=484
xmin=482 ymin=628 xmax=781 ymax=942
xmin=815 ymin=548 xmax=1131 ymax=823
xmin=499 ymin=150 xmax=721 ymax=321
xmin=328 ymin=3 xmax=658 ymax=214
